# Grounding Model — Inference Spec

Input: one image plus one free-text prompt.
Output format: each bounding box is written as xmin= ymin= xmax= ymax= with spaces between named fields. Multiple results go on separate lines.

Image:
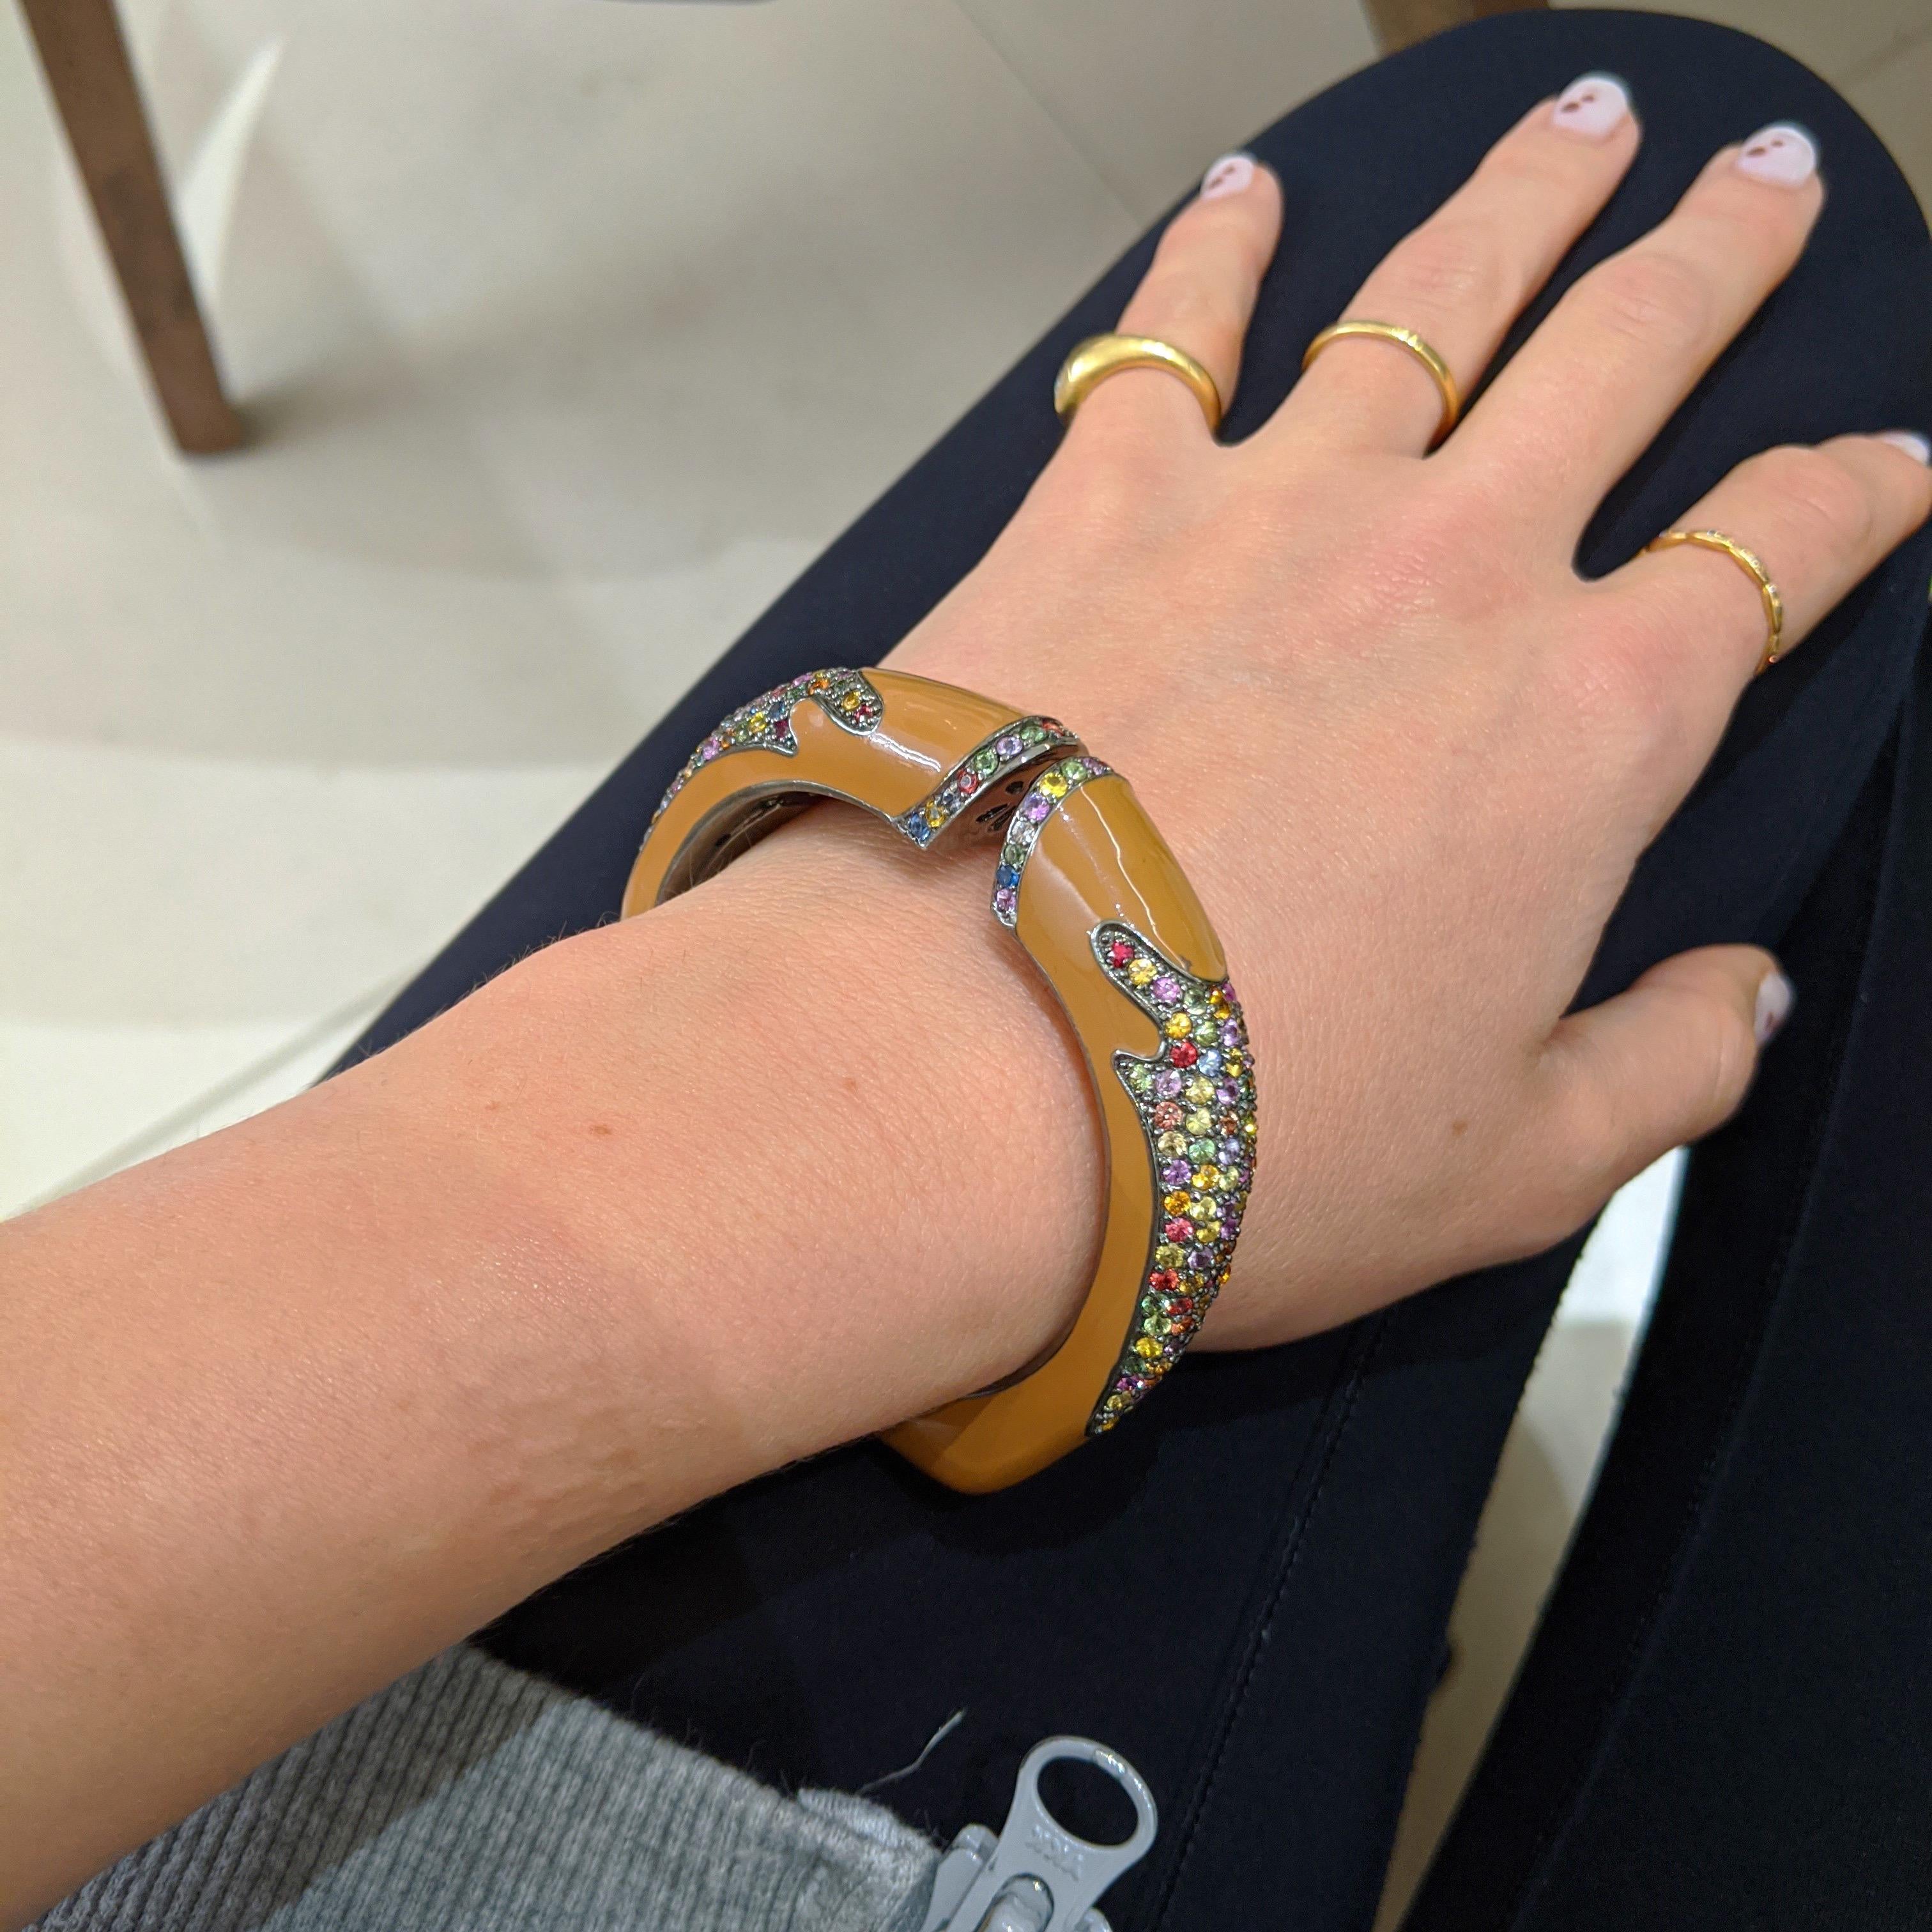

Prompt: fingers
xmin=1069 ymin=153 xmax=1283 ymax=450
xmin=1461 ymin=123 xmax=1824 ymax=526
xmin=1533 ymin=946 xmax=1791 ymax=1233
xmin=1274 ymin=76 xmax=1639 ymax=457
xmin=1588 ymin=431 xmax=1932 ymax=786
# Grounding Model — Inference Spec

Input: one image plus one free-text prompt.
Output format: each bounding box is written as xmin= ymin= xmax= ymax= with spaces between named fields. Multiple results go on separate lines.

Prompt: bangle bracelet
xmin=623 ymin=667 xmax=1257 ymax=1491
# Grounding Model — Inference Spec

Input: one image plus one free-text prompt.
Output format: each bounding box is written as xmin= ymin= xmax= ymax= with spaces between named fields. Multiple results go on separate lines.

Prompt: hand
xmin=885 ymin=94 xmax=1931 ymax=1346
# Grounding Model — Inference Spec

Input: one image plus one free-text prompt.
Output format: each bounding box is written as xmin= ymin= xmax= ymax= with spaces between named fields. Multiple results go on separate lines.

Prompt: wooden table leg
xmin=1360 ymin=0 xmax=1547 ymax=56
xmin=19 ymin=0 xmax=245 ymax=454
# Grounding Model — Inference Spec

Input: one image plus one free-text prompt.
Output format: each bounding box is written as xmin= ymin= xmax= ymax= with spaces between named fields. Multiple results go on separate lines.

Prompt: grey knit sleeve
xmin=34 ymin=1646 xmax=938 ymax=1932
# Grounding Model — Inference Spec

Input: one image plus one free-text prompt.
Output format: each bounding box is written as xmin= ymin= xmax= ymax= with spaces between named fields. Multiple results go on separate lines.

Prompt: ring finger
xmin=1595 ymin=429 xmax=1932 ymax=797
xmin=1273 ymin=75 xmax=1641 ymax=456
xmin=1461 ymin=124 xmax=1823 ymax=528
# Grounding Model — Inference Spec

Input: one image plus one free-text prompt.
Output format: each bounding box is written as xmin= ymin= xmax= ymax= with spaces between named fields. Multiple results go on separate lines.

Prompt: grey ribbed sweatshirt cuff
xmin=36 ymin=1646 xmax=939 ymax=1932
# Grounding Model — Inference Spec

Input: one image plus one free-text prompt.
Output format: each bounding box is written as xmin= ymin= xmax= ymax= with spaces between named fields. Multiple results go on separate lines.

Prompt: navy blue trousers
xmin=340 ymin=13 xmax=1932 ymax=1926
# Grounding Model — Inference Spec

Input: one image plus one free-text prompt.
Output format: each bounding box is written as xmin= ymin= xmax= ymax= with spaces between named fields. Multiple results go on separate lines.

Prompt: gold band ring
xmin=1301 ymin=320 xmax=1462 ymax=447
xmin=1644 ymin=528 xmax=1787 ymax=675
xmin=1054 ymin=334 xmax=1223 ymax=433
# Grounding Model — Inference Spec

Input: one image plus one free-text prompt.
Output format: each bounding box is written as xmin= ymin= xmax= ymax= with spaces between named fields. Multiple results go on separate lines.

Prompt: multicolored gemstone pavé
xmin=990 ymin=753 xmax=1114 ymax=926
xmin=653 ymin=668 xmax=885 ymax=824
xmin=1089 ymin=922 xmax=1256 ymax=1435
xmin=893 ymin=716 xmax=1081 ymax=849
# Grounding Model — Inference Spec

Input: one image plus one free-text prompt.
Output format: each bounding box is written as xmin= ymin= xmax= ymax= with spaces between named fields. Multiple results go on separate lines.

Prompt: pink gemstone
xmin=1108 ymin=939 xmax=1134 ymax=969
xmin=1023 ymin=796 xmax=1052 ymax=823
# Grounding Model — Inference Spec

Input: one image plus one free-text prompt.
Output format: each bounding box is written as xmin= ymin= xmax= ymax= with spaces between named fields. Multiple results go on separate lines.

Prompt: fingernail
xmin=1735 ymin=121 xmax=1818 ymax=187
xmin=1200 ymin=153 xmax=1257 ymax=201
xmin=1877 ymin=429 xmax=1932 ymax=465
xmin=1755 ymin=969 xmax=1795 ymax=1045
xmin=1551 ymin=73 xmax=1631 ymax=141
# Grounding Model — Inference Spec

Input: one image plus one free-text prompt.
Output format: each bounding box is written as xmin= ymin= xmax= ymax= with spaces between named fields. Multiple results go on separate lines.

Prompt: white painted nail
xmin=1551 ymin=73 xmax=1630 ymax=141
xmin=1755 ymin=969 xmax=1795 ymax=1045
xmin=1877 ymin=429 xmax=1932 ymax=465
xmin=1735 ymin=122 xmax=1818 ymax=187
xmin=1200 ymin=153 xmax=1257 ymax=202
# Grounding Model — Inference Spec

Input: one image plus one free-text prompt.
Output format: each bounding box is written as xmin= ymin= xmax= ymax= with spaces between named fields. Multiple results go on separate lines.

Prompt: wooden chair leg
xmin=1360 ymin=0 xmax=1547 ymax=56
xmin=19 ymin=0 xmax=244 ymax=454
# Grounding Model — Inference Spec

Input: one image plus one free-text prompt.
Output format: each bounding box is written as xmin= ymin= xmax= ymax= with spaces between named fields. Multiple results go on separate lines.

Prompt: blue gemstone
xmin=995 ymin=864 xmax=1020 ymax=890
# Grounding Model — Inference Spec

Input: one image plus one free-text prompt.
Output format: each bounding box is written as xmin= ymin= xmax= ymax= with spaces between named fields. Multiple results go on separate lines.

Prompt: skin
xmin=3 ymin=87 xmax=1928 ymax=1925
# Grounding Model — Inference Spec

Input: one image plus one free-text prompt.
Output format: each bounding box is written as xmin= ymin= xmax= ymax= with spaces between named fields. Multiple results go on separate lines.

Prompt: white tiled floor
xmin=4 ymin=0 xmax=1928 ymax=1913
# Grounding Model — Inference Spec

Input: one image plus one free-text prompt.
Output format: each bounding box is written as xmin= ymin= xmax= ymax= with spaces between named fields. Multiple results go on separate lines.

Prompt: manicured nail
xmin=1755 ymin=969 xmax=1795 ymax=1045
xmin=1200 ymin=153 xmax=1257 ymax=201
xmin=1735 ymin=122 xmax=1817 ymax=187
xmin=1551 ymin=73 xmax=1630 ymax=141
xmin=1877 ymin=429 xmax=1932 ymax=464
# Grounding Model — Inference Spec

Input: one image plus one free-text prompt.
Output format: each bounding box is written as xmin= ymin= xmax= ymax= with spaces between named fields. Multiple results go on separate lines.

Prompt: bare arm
xmin=0 ymin=822 xmax=1096 ymax=1922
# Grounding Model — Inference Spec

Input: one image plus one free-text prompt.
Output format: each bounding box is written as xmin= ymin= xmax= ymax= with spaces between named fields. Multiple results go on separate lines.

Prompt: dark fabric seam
xmin=1491 ymin=723 xmax=1901 ymax=1929
xmin=1149 ymin=1307 xmax=1395 ymax=1929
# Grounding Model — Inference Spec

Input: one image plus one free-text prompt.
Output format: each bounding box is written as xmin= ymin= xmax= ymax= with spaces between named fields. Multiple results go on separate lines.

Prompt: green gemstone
xmin=974 ymin=747 xmax=999 ymax=776
xmin=1188 ymin=1138 xmax=1215 ymax=1162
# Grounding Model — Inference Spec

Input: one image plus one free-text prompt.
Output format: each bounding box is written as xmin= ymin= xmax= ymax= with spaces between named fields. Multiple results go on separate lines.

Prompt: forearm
xmin=0 ymin=807 xmax=1097 ymax=1922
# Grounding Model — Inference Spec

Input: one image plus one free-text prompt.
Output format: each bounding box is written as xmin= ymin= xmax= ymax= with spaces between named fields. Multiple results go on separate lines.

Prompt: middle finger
xmin=1269 ymin=76 xmax=1641 ymax=457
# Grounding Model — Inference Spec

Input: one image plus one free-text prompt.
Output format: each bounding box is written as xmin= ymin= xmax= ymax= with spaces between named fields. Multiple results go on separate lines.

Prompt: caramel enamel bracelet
xmin=622 ymin=668 xmax=1257 ymax=1491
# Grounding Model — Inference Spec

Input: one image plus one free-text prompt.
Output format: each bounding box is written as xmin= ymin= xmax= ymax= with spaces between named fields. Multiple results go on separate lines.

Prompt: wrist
xmin=546 ymin=799 xmax=1100 ymax=1501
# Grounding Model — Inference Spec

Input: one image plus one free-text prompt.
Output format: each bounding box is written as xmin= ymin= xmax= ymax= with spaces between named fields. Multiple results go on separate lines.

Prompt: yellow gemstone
xmin=1184 ymin=1110 xmax=1212 ymax=1135
xmin=923 ymin=802 xmax=946 ymax=827
xmin=1127 ymin=958 xmax=1156 ymax=987
xmin=1164 ymin=1190 xmax=1191 ymax=1213
xmin=1156 ymin=1130 xmax=1187 ymax=1156
xmin=1154 ymin=1243 xmax=1184 ymax=1268
xmin=1209 ymin=991 xmax=1230 ymax=1018
xmin=1135 ymin=1337 xmax=1161 ymax=1360
xmin=1195 ymin=1220 xmax=1222 ymax=1244
xmin=1242 ymin=1116 xmax=1258 ymax=1137
xmin=1193 ymin=1165 xmax=1222 ymax=1192
xmin=1185 ymin=1077 xmax=1213 ymax=1104
xmin=1164 ymin=1013 xmax=1192 ymax=1039
xmin=1040 ymin=772 xmax=1069 ymax=799
xmin=747 ymin=711 xmax=768 ymax=732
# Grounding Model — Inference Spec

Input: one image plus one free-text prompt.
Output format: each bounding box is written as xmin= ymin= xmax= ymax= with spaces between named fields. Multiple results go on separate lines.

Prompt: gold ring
xmin=1054 ymin=334 xmax=1223 ymax=433
xmin=1644 ymin=528 xmax=1786 ymax=675
xmin=1301 ymin=320 xmax=1461 ymax=447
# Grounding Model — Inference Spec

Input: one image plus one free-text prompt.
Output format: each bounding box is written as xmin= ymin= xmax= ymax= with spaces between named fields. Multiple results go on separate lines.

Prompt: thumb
xmin=1540 ymin=946 xmax=1793 ymax=1205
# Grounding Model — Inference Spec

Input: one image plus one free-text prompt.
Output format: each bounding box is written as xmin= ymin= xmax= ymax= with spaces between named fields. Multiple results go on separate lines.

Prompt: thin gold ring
xmin=1301 ymin=320 xmax=1462 ymax=448
xmin=1644 ymin=528 xmax=1786 ymax=675
xmin=1054 ymin=334 xmax=1223 ymax=433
